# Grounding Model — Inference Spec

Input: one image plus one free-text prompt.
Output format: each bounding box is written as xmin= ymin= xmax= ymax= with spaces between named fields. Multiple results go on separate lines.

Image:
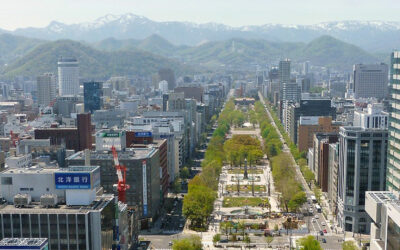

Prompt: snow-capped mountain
xmin=6 ymin=13 xmax=400 ymax=52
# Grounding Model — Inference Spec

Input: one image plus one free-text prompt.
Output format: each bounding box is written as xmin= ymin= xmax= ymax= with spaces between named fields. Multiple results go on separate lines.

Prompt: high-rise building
xmin=36 ymin=73 xmax=56 ymax=107
xmin=282 ymin=82 xmax=299 ymax=103
xmin=279 ymin=59 xmax=291 ymax=86
xmin=286 ymin=98 xmax=336 ymax=144
xmin=83 ymin=81 xmax=103 ymax=113
xmin=387 ymin=51 xmax=400 ymax=192
xmin=337 ymin=125 xmax=388 ymax=233
xmin=158 ymin=68 xmax=176 ymax=90
xmin=353 ymin=63 xmax=388 ymax=99
xmin=303 ymin=61 xmax=309 ymax=75
xmin=58 ymin=57 xmax=79 ymax=96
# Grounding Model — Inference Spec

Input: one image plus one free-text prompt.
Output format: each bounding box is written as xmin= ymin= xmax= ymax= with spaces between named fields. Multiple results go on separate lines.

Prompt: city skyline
xmin=1 ymin=0 xmax=400 ymax=30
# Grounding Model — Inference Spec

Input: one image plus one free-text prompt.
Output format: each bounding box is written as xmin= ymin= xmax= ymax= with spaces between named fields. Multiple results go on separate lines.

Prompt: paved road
xmin=258 ymin=92 xmax=338 ymax=241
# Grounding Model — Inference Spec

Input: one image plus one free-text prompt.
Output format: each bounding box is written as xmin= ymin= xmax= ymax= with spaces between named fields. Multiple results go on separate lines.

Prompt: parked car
xmin=321 ymin=222 xmax=326 ymax=226
xmin=320 ymin=231 xmax=324 ymax=236
xmin=323 ymin=229 xmax=327 ymax=233
xmin=322 ymin=238 xmax=327 ymax=243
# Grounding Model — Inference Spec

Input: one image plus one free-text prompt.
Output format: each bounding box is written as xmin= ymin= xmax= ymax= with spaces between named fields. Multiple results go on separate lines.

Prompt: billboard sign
xmin=101 ymin=132 xmax=120 ymax=137
xmin=135 ymin=131 xmax=152 ymax=138
xmin=55 ymin=172 xmax=91 ymax=189
xmin=142 ymin=160 xmax=148 ymax=216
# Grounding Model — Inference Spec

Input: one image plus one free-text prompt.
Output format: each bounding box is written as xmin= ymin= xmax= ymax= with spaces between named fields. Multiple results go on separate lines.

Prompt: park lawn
xmin=225 ymin=185 xmax=266 ymax=192
xmin=223 ymin=197 xmax=267 ymax=207
xmin=228 ymin=169 xmax=263 ymax=174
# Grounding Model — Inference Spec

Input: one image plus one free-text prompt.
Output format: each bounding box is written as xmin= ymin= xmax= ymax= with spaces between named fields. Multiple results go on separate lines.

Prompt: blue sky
xmin=1 ymin=0 xmax=399 ymax=30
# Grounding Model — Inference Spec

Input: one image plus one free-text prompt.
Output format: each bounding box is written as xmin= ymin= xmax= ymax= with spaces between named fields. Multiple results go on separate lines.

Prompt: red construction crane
xmin=111 ymin=146 xmax=130 ymax=203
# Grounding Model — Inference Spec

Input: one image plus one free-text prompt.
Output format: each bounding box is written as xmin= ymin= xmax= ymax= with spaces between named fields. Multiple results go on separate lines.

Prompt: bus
xmin=310 ymin=195 xmax=317 ymax=203
xmin=315 ymin=204 xmax=322 ymax=213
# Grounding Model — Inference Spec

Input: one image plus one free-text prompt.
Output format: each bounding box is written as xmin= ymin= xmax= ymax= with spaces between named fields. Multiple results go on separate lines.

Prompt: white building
xmin=365 ymin=191 xmax=400 ymax=250
xmin=158 ymin=80 xmax=169 ymax=94
xmin=37 ymin=73 xmax=57 ymax=107
xmin=353 ymin=103 xmax=388 ymax=129
xmin=58 ymin=57 xmax=79 ymax=96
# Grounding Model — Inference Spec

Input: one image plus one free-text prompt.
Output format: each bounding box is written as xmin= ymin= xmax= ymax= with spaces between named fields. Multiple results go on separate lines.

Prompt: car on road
xmin=322 ymin=238 xmax=327 ymax=243
xmin=169 ymin=241 xmax=173 ymax=246
xmin=323 ymin=229 xmax=327 ymax=233
xmin=309 ymin=208 xmax=313 ymax=214
xmin=314 ymin=215 xmax=319 ymax=219
xmin=321 ymin=222 xmax=326 ymax=226
xmin=320 ymin=231 xmax=324 ymax=236
xmin=312 ymin=218 xmax=316 ymax=223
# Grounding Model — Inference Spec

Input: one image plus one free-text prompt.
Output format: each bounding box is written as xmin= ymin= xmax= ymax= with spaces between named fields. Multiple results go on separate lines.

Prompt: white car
xmin=312 ymin=218 xmax=316 ymax=223
xmin=314 ymin=215 xmax=319 ymax=219
xmin=321 ymin=222 xmax=326 ymax=226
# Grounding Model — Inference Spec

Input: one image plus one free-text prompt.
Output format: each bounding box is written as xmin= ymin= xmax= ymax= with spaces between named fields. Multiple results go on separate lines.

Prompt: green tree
xmin=288 ymin=191 xmax=307 ymax=212
xmin=212 ymin=234 xmax=221 ymax=245
xmin=172 ymin=235 xmax=202 ymax=250
xmin=180 ymin=166 xmax=190 ymax=179
xmin=265 ymin=236 xmax=274 ymax=247
xmin=313 ymin=187 xmax=322 ymax=204
xmin=297 ymin=235 xmax=323 ymax=250
xmin=342 ymin=241 xmax=358 ymax=250
xmin=237 ymin=221 xmax=246 ymax=240
xmin=172 ymin=178 xmax=182 ymax=194
xmin=304 ymin=168 xmax=315 ymax=187
xmin=220 ymin=221 xmax=233 ymax=237
xmin=182 ymin=185 xmax=215 ymax=229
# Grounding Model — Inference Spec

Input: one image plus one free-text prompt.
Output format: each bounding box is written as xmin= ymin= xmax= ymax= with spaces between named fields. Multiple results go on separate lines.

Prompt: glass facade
xmin=387 ymin=51 xmax=400 ymax=192
xmin=84 ymin=81 xmax=103 ymax=113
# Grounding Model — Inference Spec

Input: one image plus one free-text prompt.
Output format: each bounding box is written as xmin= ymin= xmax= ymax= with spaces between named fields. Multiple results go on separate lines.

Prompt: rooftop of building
xmin=67 ymin=147 xmax=157 ymax=161
xmin=0 ymin=238 xmax=47 ymax=247
xmin=340 ymin=126 xmax=389 ymax=132
xmin=2 ymin=165 xmax=99 ymax=175
xmin=0 ymin=194 xmax=115 ymax=214
xmin=367 ymin=191 xmax=398 ymax=204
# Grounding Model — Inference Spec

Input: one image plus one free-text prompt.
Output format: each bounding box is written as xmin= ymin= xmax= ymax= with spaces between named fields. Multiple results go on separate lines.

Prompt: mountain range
xmin=0 ymin=39 xmax=192 ymax=79
xmin=2 ymin=13 xmax=400 ymax=52
xmin=0 ymin=33 xmax=382 ymax=79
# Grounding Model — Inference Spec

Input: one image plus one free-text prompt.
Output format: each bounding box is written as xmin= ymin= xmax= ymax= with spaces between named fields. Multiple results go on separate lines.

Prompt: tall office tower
xmin=279 ymin=59 xmax=291 ymax=85
xmin=83 ymin=81 xmax=103 ymax=113
xmin=303 ymin=61 xmax=309 ymax=75
xmin=158 ymin=68 xmax=176 ymax=90
xmin=282 ymin=82 xmax=299 ymax=103
xmin=301 ymin=78 xmax=311 ymax=93
xmin=58 ymin=57 xmax=79 ymax=96
xmin=387 ymin=51 xmax=400 ymax=192
xmin=36 ymin=73 xmax=56 ymax=106
xmin=353 ymin=63 xmax=388 ymax=99
xmin=337 ymin=122 xmax=388 ymax=233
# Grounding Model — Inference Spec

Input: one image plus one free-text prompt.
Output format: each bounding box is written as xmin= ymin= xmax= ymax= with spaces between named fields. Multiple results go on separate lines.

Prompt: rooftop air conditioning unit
xmin=14 ymin=194 xmax=31 ymax=207
xmin=40 ymin=194 xmax=58 ymax=207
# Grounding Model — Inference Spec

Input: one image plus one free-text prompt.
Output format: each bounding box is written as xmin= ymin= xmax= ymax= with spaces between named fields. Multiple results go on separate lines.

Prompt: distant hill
xmin=1 ymin=39 xmax=193 ymax=79
xmin=94 ymin=35 xmax=379 ymax=70
xmin=0 ymin=34 xmax=44 ymax=66
xmin=7 ymin=13 xmax=400 ymax=52
xmin=0 ymin=34 xmax=381 ymax=78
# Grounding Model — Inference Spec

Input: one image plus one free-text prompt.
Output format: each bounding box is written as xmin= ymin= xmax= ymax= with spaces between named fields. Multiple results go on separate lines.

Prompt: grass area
xmin=225 ymin=184 xmax=266 ymax=192
xmin=222 ymin=197 xmax=267 ymax=207
xmin=234 ymin=127 xmax=255 ymax=131
xmin=228 ymin=169 xmax=263 ymax=174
